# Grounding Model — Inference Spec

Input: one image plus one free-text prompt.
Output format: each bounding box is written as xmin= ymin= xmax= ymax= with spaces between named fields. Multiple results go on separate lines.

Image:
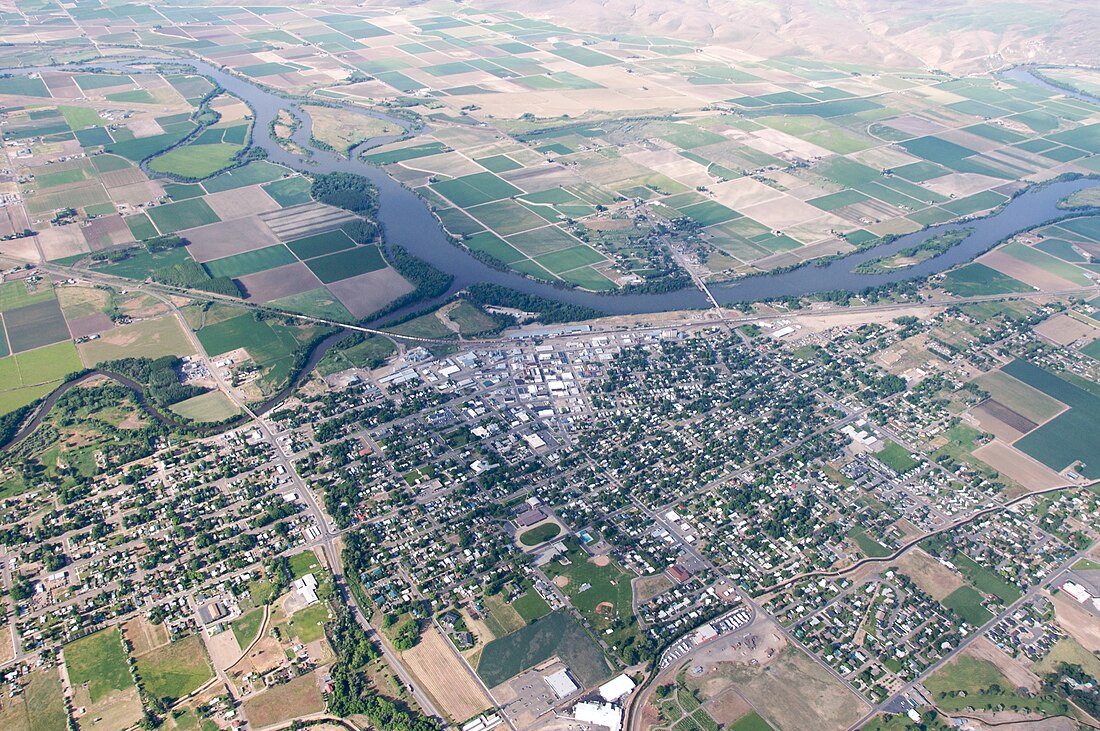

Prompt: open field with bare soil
xmin=400 ymin=625 xmax=492 ymax=723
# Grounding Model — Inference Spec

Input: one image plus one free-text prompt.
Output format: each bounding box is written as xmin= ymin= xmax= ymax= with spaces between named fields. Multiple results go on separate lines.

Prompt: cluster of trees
xmin=389 ymin=618 xmax=420 ymax=651
xmin=150 ymin=259 xmax=241 ymax=298
xmin=310 ymin=172 xmax=380 ymax=216
xmin=103 ymin=356 xmax=207 ymax=408
xmin=854 ymin=228 xmax=973 ymax=274
xmin=1043 ymin=663 xmax=1100 ymax=718
xmin=463 ymin=283 xmax=604 ymax=324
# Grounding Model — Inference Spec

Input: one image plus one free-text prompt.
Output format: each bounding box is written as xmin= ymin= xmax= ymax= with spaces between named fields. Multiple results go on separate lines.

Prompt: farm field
xmin=1001 ymin=358 xmax=1100 ymax=478
xmin=400 ymin=625 xmax=492 ymax=722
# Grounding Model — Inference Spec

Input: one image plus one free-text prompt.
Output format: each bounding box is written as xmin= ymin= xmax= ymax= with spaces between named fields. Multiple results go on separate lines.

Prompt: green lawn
xmin=64 ymin=628 xmax=134 ymax=704
xmin=289 ymin=550 xmax=321 ymax=579
xmin=728 ymin=711 xmax=775 ymax=731
xmin=289 ymin=602 xmax=330 ymax=643
xmin=875 ymin=441 xmax=920 ymax=474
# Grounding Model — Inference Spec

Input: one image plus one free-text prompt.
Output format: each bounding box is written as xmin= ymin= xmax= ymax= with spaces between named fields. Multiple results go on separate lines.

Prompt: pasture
xmin=476 ymin=611 xmax=610 ymax=688
xmin=169 ymin=391 xmax=241 ymax=422
xmin=64 ymin=628 xmax=134 ymax=704
xmin=134 ymin=634 xmax=214 ymax=702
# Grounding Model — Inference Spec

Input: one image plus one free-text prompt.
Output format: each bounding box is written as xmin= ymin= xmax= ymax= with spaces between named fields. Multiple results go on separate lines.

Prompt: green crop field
xmin=270 ymin=288 xmax=354 ymax=322
xmin=467 ymin=200 xmax=546 ymax=236
xmin=476 ymin=155 xmax=523 ymax=173
xmin=941 ymin=586 xmax=993 ymax=626
xmin=974 ymin=369 xmax=1065 ymax=423
xmin=507 ymin=226 xmax=578 ymax=257
xmin=1000 ymin=242 xmax=1092 ymax=286
xmin=92 ymin=247 xmax=194 ymax=281
xmin=204 ymin=245 xmax=297 ymax=279
xmin=304 ymin=245 xmax=385 ymax=283
xmin=5 ymin=299 xmax=71 ymax=353
xmin=1003 ymin=358 xmax=1100 ymax=478
xmin=147 ymin=198 xmax=220 ymax=233
xmin=125 ymin=213 xmax=159 ymax=240
xmin=149 ymin=144 xmax=242 ymax=179
xmin=16 ymin=342 xmax=83 ymax=384
xmin=0 ymin=76 xmax=50 ymax=97
xmin=465 ymin=232 xmax=525 ymax=263
xmin=477 ymin=611 xmax=610 ymax=687
xmin=286 ymin=230 xmax=356 ymax=259
xmin=64 ymin=628 xmax=134 ymax=704
xmin=262 ymin=176 xmax=313 ymax=207
xmin=940 ymin=263 xmax=1031 ymax=296
xmin=134 ymin=635 xmax=213 ymax=702
xmin=431 ymin=172 xmax=522 ymax=207
xmin=534 ymin=245 xmax=605 ymax=274
xmin=202 ymin=161 xmax=286 ymax=193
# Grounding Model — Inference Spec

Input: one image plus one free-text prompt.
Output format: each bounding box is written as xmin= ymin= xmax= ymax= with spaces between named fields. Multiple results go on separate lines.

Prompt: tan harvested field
xmin=259 ymin=202 xmax=358 ymax=241
xmin=242 ymin=671 xmax=324 ymax=729
xmin=37 ymin=225 xmax=90 ymax=261
xmin=965 ymin=637 xmax=1041 ymax=693
xmin=204 ymin=186 xmax=281 ymax=219
xmin=106 ymin=180 xmax=164 ymax=207
xmin=1034 ymin=313 xmax=1096 ymax=345
xmin=78 ymin=316 xmax=195 ymax=366
xmin=74 ymin=685 xmax=143 ymax=731
xmin=183 ymin=216 xmax=280 ymax=262
xmin=97 ymin=167 xmax=147 ymax=189
xmin=81 ymin=215 xmax=132 ymax=250
xmin=123 ymin=616 xmax=169 ymax=656
xmin=327 ymin=267 xmax=414 ymax=318
xmin=980 ymin=250 xmax=1077 ymax=291
xmin=399 ymin=151 xmax=484 ymax=178
xmin=0 ymin=625 xmax=12 ymax=665
xmin=57 ymin=286 xmax=111 ymax=320
xmin=237 ymin=262 xmax=323 ymax=303
xmin=892 ymin=547 xmax=965 ymax=601
xmin=0 ymin=235 xmax=42 ymax=262
xmin=400 ymin=625 xmax=491 ymax=722
xmin=972 ymin=441 xmax=1067 ymax=490
xmin=1048 ymin=590 xmax=1100 ymax=651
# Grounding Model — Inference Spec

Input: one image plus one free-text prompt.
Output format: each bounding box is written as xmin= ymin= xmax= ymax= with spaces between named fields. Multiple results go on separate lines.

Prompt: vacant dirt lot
xmin=242 ymin=671 xmax=323 ymax=729
xmin=893 ymin=547 xmax=965 ymax=601
xmin=184 ymin=216 xmax=280 ymax=262
xmin=973 ymin=441 xmax=1067 ymax=490
xmin=122 ymin=617 xmax=169 ymax=656
xmin=965 ymin=637 xmax=1041 ymax=693
xmin=1048 ymin=589 xmax=1100 ymax=651
xmin=401 ymin=625 xmax=492 ymax=723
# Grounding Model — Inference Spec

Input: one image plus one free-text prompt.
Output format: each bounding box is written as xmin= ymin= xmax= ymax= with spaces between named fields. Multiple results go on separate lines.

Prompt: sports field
xmin=169 ymin=391 xmax=241 ymax=422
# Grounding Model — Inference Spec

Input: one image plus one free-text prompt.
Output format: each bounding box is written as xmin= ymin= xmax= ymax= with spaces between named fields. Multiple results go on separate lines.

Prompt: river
xmin=10 ymin=58 xmax=1100 ymax=315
